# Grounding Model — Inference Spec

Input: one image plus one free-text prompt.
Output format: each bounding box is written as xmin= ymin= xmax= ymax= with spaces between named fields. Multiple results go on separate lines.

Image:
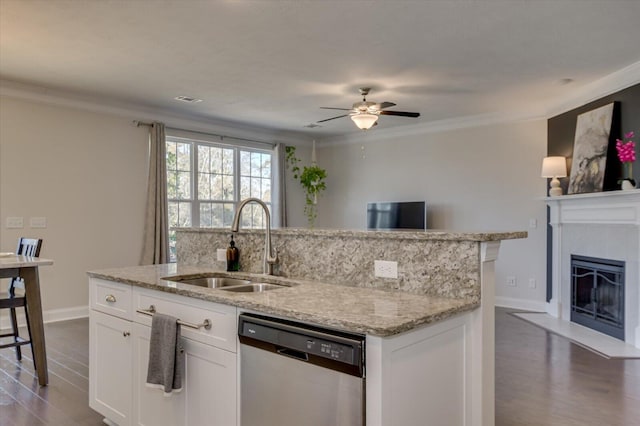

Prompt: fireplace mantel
xmin=546 ymin=189 xmax=640 ymax=348
xmin=545 ymin=189 xmax=640 ymax=225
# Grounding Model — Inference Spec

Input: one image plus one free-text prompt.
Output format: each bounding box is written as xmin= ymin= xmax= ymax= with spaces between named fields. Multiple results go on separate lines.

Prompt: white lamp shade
xmin=541 ymin=156 xmax=567 ymax=178
xmin=351 ymin=113 xmax=378 ymax=130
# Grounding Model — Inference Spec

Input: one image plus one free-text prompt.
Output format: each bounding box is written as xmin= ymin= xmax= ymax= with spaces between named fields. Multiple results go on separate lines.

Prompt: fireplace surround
xmin=546 ymin=190 xmax=640 ymax=348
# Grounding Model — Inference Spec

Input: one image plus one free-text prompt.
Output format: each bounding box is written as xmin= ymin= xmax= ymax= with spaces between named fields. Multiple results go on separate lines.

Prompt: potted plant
xmin=285 ymin=146 xmax=327 ymax=227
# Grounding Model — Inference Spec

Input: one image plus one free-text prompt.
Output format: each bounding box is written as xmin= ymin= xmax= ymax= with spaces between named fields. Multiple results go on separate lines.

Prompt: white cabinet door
xmin=182 ymin=333 xmax=237 ymax=426
xmin=131 ymin=322 xmax=183 ymax=426
xmin=132 ymin=323 xmax=238 ymax=426
xmin=90 ymin=310 xmax=133 ymax=426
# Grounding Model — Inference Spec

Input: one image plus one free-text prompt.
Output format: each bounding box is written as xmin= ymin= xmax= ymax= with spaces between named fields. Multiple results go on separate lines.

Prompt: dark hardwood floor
xmin=496 ymin=308 xmax=640 ymax=426
xmin=1 ymin=310 xmax=639 ymax=425
xmin=0 ymin=319 xmax=103 ymax=426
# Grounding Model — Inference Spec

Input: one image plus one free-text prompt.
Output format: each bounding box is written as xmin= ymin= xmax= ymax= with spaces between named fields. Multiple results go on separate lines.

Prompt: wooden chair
xmin=0 ymin=238 xmax=43 ymax=365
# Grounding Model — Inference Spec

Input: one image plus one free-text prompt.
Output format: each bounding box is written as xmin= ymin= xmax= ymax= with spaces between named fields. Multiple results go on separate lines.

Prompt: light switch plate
xmin=30 ymin=217 xmax=47 ymax=228
xmin=6 ymin=217 xmax=24 ymax=229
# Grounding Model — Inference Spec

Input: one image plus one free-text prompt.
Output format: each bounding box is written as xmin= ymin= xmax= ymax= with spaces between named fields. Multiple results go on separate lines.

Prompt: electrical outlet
xmin=374 ymin=260 xmax=398 ymax=279
xmin=216 ymin=249 xmax=226 ymax=262
xmin=506 ymin=276 xmax=517 ymax=287
xmin=6 ymin=217 xmax=23 ymax=229
xmin=529 ymin=219 xmax=537 ymax=229
xmin=528 ymin=278 xmax=537 ymax=289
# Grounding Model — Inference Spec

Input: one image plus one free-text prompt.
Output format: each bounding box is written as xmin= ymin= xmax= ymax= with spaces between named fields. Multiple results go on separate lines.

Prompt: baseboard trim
xmin=495 ymin=296 xmax=546 ymax=312
xmin=0 ymin=305 xmax=88 ymax=331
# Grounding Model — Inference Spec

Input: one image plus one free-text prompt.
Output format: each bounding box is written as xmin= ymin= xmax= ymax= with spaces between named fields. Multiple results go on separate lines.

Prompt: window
xmin=166 ymin=136 xmax=273 ymax=262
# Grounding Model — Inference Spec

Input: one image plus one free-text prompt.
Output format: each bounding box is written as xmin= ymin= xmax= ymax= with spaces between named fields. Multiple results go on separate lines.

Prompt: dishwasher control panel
xmin=305 ymin=338 xmax=350 ymax=363
xmin=238 ymin=313 xmax=365 ymax=371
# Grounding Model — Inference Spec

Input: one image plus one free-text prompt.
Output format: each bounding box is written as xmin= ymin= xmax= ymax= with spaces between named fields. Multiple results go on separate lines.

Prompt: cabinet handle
xmin=123 ymin=331 xmax=130 ymax=337
xmin=105 ymin=294 xmax=117 ymax=303
xmin=136 ymin=305 xmax=212 ymax=330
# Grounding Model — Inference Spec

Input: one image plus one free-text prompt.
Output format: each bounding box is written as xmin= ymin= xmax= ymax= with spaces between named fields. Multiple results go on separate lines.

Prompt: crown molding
xmin=3 ymin=59 xmax=638 ymax=149
xmin=0 ymin=79 xmax=308 ymax=146
xmin=545 ymin=60 xmax=640 ymax=118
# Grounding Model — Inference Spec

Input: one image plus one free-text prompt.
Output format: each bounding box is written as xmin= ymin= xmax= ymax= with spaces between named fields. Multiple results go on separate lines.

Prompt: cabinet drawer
xmin=90 ymin=278 xmax=133 ymax=320
xmin=133 ymin=287 xmax=237 ymax=353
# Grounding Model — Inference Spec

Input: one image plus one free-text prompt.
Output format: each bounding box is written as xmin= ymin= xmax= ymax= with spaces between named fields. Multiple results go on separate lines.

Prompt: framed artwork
xmin=567 ymin=103 xmax=615 ymax=194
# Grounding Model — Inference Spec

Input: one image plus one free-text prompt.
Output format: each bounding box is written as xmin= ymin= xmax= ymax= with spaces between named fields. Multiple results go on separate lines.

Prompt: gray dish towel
xmin=146 ymin=313 xmax=184 ymax=396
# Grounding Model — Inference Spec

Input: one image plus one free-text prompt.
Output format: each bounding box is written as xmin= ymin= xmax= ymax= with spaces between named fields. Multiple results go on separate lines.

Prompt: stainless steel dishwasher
xmin=238 ymin=313 xmax=365 ymax=426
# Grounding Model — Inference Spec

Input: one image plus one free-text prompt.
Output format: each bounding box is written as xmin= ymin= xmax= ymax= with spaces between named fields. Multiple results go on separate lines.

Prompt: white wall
xmin=308 ymin=120 xmax=548 ymax=310
xmin=0 ymin=96 xmax=149 ymax=318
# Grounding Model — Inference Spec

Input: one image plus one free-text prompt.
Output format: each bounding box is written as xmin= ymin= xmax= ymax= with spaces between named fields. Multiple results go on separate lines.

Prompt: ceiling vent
xmin=174 ymin=95 xmax=203 ymax=103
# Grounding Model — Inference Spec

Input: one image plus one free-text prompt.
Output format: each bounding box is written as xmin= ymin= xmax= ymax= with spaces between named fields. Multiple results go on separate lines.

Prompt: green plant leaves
xmin=285 ymin=146 xmax=327 ymax=227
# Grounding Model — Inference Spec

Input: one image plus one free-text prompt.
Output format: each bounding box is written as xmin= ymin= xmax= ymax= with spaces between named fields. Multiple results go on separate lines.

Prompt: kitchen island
xmin=88 ymin=228 xmax=526 ymax=426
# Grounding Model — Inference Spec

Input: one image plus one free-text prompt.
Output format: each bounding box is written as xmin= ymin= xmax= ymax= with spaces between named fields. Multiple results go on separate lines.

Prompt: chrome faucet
xmin=231 ymin=197 xmax=279 ymax=275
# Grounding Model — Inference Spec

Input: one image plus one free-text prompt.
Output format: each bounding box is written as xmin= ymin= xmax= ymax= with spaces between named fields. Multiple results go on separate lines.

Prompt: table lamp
xmin=541 ymin=156 xmax=567 ymax=196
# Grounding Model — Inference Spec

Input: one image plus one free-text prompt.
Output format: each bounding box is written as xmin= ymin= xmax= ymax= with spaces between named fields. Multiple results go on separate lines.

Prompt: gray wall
xmin=548 ymin=83 xmax=640 ymax=192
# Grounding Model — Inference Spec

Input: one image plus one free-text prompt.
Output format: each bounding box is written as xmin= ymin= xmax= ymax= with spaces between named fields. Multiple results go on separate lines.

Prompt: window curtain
xmin=140 ymin=122 xmax=169 ymax=264
xmin=271 ymin=143 xmax=287 ymax=228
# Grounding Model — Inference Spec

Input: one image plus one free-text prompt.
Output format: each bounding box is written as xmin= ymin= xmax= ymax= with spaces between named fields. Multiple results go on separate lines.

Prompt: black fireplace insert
xmin=571 ymin=255 xmax=625 ymax=340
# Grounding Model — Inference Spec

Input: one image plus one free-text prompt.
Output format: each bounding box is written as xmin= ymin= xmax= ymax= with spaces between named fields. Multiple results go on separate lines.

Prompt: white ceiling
xmin=1 ymin=0 xmax=640 ymax=139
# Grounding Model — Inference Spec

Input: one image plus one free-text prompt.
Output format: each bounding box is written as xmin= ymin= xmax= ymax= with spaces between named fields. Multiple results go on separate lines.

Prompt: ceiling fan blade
xmin=317 ymin=114 xmax=350 ymax=123
xmin=320 ymin=107 xmax=352 ymax=111
xmin=377 ymin=102 xmax=396 ymax=109
xmin=379 ymin=110 xmax=420 ymax=118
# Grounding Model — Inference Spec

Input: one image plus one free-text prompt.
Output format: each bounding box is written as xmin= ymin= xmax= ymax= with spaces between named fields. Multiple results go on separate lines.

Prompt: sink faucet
xmin=231 ymin=197 xmax=279 ymax=275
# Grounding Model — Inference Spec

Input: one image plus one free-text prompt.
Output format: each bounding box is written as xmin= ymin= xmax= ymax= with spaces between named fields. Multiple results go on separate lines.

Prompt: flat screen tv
xmin=367 ymin=201 xmax=426 ymax=230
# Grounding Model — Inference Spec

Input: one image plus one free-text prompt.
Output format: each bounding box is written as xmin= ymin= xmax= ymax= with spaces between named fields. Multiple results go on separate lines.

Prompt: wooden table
xmin=0 ymin=254 xmax=53 ymax=386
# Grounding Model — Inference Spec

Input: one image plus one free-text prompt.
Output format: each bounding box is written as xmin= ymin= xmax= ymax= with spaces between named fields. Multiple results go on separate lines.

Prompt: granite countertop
xmin=87 ymin=263 xmax=479 ymax=337
xmin=176 ymin=227 xmax=527 ymax=242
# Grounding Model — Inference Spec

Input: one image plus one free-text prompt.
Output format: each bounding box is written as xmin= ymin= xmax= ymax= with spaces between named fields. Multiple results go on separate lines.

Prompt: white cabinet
xmin=89 ymin=310 xmax=133 ymax=426
xmin=89 ymin=279 xmax=134 ymax=425
xmin=132 ymin=322 xmax=237 ymax=426
xmin=88 ymin=278 xmax=238 ymax=426
xmin=90 ymin=278 xmax=133 ymax=319
xmin=366 ymin=312 xmax=475 ymax=426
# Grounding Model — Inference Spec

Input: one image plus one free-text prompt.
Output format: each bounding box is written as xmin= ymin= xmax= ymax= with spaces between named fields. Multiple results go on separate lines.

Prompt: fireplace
xmin=546 ymin=190 xmax=640 ymax=348
xmin=571 ymin=255 xmax=625 ymax=340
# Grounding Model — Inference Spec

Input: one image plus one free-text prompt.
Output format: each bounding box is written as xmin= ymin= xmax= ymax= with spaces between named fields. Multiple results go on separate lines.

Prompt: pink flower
xmin=616 ymin=132 xmax=636 ymax=163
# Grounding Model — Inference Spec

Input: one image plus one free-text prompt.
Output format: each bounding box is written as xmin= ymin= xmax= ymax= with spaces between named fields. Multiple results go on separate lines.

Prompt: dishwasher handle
xmin=276 ymin=347 xmax=309 ymax=362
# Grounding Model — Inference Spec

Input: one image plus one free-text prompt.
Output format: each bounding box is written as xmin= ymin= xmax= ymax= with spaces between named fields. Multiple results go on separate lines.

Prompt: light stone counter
xmin=87 ymin=263 xmax=478 ymax=336
xmin=177 ymin=228 xmax=527 ymax=301
xmin=177 ymin=227 xmax=526 ymax=241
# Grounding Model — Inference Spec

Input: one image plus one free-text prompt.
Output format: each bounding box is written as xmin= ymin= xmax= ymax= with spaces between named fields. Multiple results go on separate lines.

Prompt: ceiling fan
xmin=318 ymin=88 xmax=420 ymax=130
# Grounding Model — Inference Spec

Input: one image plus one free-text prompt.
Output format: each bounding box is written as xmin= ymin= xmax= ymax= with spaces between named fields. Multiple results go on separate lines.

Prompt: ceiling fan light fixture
xmin=351 ymin=113 xmax=378 ymax=130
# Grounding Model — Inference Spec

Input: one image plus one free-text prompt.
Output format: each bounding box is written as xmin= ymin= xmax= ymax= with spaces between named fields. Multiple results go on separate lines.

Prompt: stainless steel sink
xmin=163 ymin=274 xmax=288 ymax=293
xmin=220 ymin=283 xmax=284 ymax=293
xmin=165 ymin=276 xmax=251 ymax=288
